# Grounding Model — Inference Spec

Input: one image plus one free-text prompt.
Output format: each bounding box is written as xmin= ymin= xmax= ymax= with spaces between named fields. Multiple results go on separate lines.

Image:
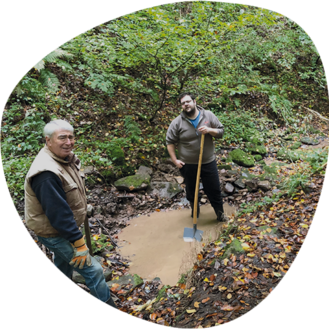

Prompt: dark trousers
xmin=180 ymin=160 xmax=224 ymax=215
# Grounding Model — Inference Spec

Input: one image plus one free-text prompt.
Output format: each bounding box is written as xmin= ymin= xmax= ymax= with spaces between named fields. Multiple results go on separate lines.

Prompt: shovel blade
xmin=183 ymin=227 xmax=203 ymax=242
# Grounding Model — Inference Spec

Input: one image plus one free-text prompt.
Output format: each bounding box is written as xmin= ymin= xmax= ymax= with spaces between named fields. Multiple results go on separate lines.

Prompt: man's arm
xmin=167 ymin=144 xmax=185 ymax=169
xmin=198 ymin=112 xmax=224 ymax=138
xmin=198 ymin=126 xmax=221 ymax=137
xmin=31 ymin=171 xmax=83 ymax=243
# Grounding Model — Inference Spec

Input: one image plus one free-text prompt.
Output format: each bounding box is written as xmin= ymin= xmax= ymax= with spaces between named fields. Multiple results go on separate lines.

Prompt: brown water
xmin=118 ymin=203 xmax=236 ymax=286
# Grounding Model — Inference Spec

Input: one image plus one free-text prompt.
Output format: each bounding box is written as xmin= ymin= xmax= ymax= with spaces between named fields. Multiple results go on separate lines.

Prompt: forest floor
xmin=20 ymin=114 xmax=328 ymax=328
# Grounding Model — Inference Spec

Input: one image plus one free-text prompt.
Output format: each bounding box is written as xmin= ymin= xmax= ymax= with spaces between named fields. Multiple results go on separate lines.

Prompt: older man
xmin=166 ymin=92 xmax=227 ymax=221
xmin=24 ymin=119 xmax=116 ymax=307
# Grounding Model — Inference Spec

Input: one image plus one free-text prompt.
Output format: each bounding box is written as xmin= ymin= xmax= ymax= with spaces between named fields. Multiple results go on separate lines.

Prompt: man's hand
xmin=198 ymin=126 xmax=219 ymax=137
xmin=174 ymin=159 xmax=185 ymax=169
xmin=69 ymin=237 xmax=92 ymax=269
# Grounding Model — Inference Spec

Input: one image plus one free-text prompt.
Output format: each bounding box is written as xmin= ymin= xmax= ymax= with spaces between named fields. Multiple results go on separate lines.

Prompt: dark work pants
xmin=180 ymin=160 xmax=224 ymax=215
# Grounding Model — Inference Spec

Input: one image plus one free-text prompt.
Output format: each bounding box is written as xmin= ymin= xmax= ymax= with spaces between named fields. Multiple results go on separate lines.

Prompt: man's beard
xmin=184 ymin=104 xmax=197 ymax=118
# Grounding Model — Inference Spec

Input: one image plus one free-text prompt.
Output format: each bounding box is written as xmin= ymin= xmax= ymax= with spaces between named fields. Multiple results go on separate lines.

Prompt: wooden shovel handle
xmin=193 ymin=134 xmax=205 ymax=225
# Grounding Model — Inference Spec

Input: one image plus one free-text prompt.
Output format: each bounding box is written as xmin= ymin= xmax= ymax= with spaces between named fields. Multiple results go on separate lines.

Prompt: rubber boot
xmin=214 ymin=206 xmax=228 ymax=222
xmin=105 ymin=295 xmax=117 ymax=308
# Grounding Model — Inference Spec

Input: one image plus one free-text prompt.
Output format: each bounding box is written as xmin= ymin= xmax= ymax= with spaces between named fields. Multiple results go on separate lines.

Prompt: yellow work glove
xmin=69 ymin=237 xmax=92 ymax=269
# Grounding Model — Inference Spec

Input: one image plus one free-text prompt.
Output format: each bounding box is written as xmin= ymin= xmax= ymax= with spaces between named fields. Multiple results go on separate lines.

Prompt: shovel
xmin=183 ymin=133 xmax=205 ymax=242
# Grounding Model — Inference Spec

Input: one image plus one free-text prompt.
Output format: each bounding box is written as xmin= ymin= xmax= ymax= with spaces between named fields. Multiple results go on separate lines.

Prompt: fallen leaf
xmin=150 ymin=313 xmax=157 ymax=321
xmin=194 ymin=302 xmax=200 ymax=308
xmin=221 ymin=304 xmax=234 ymax=311
xmin=202 ymin=297 xmax=210 ymax=303
xmin=186 ymin=309 xmax=197 ymax=314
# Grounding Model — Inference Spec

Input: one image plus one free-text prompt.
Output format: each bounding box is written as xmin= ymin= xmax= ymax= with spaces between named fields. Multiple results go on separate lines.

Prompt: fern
xmin=38 ymin=69 xmax=60 ymax=93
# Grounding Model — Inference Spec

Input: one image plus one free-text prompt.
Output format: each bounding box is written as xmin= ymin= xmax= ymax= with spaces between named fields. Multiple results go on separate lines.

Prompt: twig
xmin=94 ymin=217 xmax=119 ymax=248
xmin=301 ymin=106 xmax=329 ymax=122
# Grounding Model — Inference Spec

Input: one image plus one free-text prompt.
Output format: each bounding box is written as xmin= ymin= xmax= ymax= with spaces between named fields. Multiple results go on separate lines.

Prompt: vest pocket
xmin=63 ymin=183 xmax=82 ymax=209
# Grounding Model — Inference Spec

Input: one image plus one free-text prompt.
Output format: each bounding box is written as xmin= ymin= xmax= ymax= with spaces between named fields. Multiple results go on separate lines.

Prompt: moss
xmin=218 ymin=164 xmax=232 ymax=170
xmin=254 ymin=154 xmax=263 ymax=161
xmin=277 ymin=148 xmax=301 ymax=162
xmin=222 ymin=239 xmax=245 ymax=258
xmin=156 ymin=285 xmax=170 ymax=302
xmin=114 ymin=173 xmax=151 ymax=191
xmin=229 ymin=149 xmax=255 ymax=167
xmin=133 ymin=274 xmax=144 ymax=287
xmin=289 ymin=142 xmax=302 ymax=150
xmin=245 ymin=142 xmax=267 ymax=155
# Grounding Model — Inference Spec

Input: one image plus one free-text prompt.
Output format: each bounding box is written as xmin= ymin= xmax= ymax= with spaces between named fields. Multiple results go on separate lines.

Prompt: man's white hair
xmin=44 ymin=119 xmax=74 ymax=138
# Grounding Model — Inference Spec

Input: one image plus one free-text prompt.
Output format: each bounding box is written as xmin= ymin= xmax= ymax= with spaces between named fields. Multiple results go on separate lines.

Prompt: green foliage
xmin=124 ymin=115 xmax=141 ymax=142
xmin=2 ymin=157 xmax=33 ymax=201
xmin=90 ymin=234 xmax=113 ymax=254
xmin=1 ymin=108 xmax=45 ymax=158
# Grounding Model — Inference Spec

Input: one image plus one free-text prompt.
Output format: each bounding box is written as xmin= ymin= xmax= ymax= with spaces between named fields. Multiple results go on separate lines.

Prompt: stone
xmin=107 ymin=274 xmax=144 ymax=295
xmin=229 ymin=149 xmax=255 ymax=167
xmin=137 ymin=165 xmax=153 ymax=176
xmin=289 ymin=142 xmax=302 ymax=150
xmin=300 ymin=136 xmax=320 ymax=145
xmin=218 ymin=164 xmax=232 ymax=170
xmin=245 ymin=142 xmax=267 ymax=155
xmin=257 ymin=180 xmax=271 ymax=191
xmin=105 ymin=202 xmax=117 ymax=214
xmin=245 ymin=179 xmax=258 ymax=191
xmin=150 ymin=181 xmax=183 ymax=199
xmin=277 ymin=148 xmax=300 ymax=162
xmin=175 ymin=176 xmax=184 ymax=184
xmin=114 ymin=173 xmax=151 ymax=191
xmin=254 ymin=154 xmax=263 ymax=161
xmin=158 ymin=163 xmax=174 ymax=173
xmin=81 ymin=166 xmax=94 ymax=175
xmin=223 ymin=183 xmax=234 ymax=194
xmin=87 ymin=204 xmax=94 ymax=218
xmin=234 ymin=178 xmax=246 ymax=189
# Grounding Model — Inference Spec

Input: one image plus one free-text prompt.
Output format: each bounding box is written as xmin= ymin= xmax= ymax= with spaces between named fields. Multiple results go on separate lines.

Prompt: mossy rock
xmin=245 ymin=142 xmax=267 ymax=155
xmin=254 ymin=154 xmax=263 ymax=161
xmin=106 ymin=274 xmax=144 ymax=295
xmin=289 ymin=142 xmax=302 ymax=150
xmin=277 ymin=148 xmax=301 ymax=162
xmin=263 ymin=165 xmax=277 ymax=174
xmin=258 ymin=160 xmax=266 ymax=165
xmin=114 ymin=173 xmax=151 ymax=191
xmin=156 ymin=285 xmax=170 ymax=302
xmin=300 ymin=136 xmax=320 ymax=145
xmin=229 ymin=149 xmax=255 ymax=167
xmin=218 ymin=164 xmax=232 ymax=170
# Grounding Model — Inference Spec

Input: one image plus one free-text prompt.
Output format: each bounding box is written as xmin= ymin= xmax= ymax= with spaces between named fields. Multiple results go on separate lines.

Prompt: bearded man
xmin=166 ymin=93 xmax=227 ymax=221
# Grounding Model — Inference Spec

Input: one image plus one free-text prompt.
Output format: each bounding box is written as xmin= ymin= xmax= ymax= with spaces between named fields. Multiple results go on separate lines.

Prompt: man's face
xmin=180 ymin=95 xmax=196 ymax=116
xmin=46 ymin=129 xmax=75 ymax=159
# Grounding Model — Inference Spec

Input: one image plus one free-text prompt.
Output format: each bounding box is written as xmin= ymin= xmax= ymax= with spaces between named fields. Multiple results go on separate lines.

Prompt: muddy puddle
xmin=118 ymin=203 xmax=236 ymax=286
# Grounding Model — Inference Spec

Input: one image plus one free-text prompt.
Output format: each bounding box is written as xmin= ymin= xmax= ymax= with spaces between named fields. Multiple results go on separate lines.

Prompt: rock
xmin=150 ymin=181 xmax=183 ymax=199
xmin=218 ymin=164 xmax=232 ymax=170
xmin=277 ymin=148 xmax=300 ymax=162
xmin=254 ymin=154 xmax=263 ymax=161
xmin=107 ymin=274 xmax=144 ymax=295
xmin=223 ymin=183 xmax=234 ymax=194
xmin=257 ymin=180 xmax=271 ymax=191
xmin=245 ymin=142 xmax=267 ymax=155
xmin=137 ymin=165 xmax=153 ymax=176
xmin=105 ymin=202 xmax=117 ymax=214
xmin=229 ymin=149 xmax=255 ymax=167
xmin=300 ymin=136 xmax=320 ymax=145
xmin=95 ymin=205 xmax=103 ymax=215
xmin=234 ymin=178 xmax=246 ymax=189
xmin=114 ymin=173 xmax=151 ymax=191
xmin=245 ymin=179 xmax=258 ymax=191
xmin=81 ymin=166 xmax=94 ymax=175
xmin=87 ymin=204 xmax=94 ymax=217
xmin=200 ymin=198 xmax=207 ymax=204
xmin=72 ymin=271 xmax=85 ymax=284
xmin=289 ymin=142 xmax=302 ymax=150
xmin=158 ymin=163 xmax=174 ymax=173
xmin=175 ymin=176 xmax=184 ymax=184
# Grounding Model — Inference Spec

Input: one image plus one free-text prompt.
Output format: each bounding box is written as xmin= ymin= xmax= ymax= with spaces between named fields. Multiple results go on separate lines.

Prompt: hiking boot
xmin=190 ymin=203 xmax=200 ymax=219
xmin=105 ymin=295 xmax=118 ymax=308
xmin=217 ymin=211 xmax=228 ymax=222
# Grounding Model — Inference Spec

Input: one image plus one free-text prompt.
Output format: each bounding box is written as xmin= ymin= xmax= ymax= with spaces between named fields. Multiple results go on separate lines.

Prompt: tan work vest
xmin=24 ymin=146 xmax=87 ymax=237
